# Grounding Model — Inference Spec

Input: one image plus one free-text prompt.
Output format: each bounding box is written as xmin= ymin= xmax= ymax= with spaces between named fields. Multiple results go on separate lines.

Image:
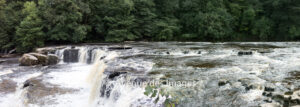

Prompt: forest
xmin=0 ymin=0 xmax=299 ymax=52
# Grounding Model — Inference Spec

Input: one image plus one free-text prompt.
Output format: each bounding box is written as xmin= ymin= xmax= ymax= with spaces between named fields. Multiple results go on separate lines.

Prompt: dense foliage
xmin=0 ymin=0 xmax=300 ymax=52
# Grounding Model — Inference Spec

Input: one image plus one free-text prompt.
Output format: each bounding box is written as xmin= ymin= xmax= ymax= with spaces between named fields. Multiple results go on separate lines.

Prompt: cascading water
xmin=1 ymin=42 xmax=300 ymax=107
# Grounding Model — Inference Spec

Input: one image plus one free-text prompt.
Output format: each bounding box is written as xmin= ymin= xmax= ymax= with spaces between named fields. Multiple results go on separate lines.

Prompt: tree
xmin=39 ymin=0 xmax=88 ymax=43
xmin=0 ymin=0 xmax=8 ymax=52
xmin=252 ymin=17 xmax=273 ymax=40
xmin=131 ymin=0 xmax=157 ymax=40
xmin=16 ymin=1 xmax=44 ymax=52
xmin=0 ymin=0 xmax=25 ymax=52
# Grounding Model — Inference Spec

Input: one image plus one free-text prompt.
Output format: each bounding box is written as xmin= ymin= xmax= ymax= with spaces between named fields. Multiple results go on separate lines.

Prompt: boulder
xmin=29 ymin=53 xmax=48 ymax=65
xmin=19 ymin=53 xmax=59 ymax=66
xmin=19 ymin=54 xmax=39 ymax=66
xmin=47 ymin=54 xmax=59 ymax=65
xmin=63 ymin=49 xmax=79 ymax=63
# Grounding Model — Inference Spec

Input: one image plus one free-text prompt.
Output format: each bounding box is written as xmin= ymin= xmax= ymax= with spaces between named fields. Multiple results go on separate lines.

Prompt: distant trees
xmin=0 ymin=0 xmax=300 ymax=53
xmin=0 ymin=0 xmax=8 ymax=52
xmin=39 ymin=0 xmax=88 ymax=43
xmin=16 ymin=1 xmax=44 ymax=52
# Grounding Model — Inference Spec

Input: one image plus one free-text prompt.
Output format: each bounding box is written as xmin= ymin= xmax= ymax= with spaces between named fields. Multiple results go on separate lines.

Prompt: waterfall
xmin=86 ymin=50 xmax=118 ymax=106
xmin=51 ymin=46 xmax=159 ymax=106
xmin=91 ymin=50 xmax=106 ymax=64
xmin=79 ymin=47 xmax=89 ymax=63
xmin=55 ymin=48 xmax=66 ymax=64
xmin=12 ymin=72 xmax=43 ymax=107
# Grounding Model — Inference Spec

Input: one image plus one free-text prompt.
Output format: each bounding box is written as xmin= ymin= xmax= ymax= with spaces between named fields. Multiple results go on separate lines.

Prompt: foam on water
xmin=0 ymin=72 xmax=43 ymax=107
xmin=2 ymin=42 xmax=300 ymax=107
xmin=0 ymin=69 xmax=13 ymax=77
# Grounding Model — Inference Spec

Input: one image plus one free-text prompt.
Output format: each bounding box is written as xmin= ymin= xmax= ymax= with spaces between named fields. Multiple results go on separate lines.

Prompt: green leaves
xmin=16 ymin=1 xmax=44 ymax=53
xmin=1 ymin=0 xmax=300 ymax=53
xmin=40 ymin=0 xmax=88 ymax=43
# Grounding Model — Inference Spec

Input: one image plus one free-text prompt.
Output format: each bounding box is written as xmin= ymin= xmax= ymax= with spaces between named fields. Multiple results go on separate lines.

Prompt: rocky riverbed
xmin=0 ymin=42 xmax=299 ymax=107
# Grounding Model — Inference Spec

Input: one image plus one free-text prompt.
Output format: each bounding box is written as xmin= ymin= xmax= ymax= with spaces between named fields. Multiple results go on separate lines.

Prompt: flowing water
xmin=0 ymin=42 xmax=300 ymax=107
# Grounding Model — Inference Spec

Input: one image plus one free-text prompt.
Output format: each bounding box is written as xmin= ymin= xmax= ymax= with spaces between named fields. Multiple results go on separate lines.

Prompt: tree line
xmin=0 ymin=0 xmax=299 ymax=52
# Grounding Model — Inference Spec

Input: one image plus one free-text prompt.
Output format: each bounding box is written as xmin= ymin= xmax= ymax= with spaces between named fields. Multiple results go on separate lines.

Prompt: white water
xmin=1 ymin=42 xmax=300 ymax=107
xmin=0 ymin=72 xmax=43 ymax=107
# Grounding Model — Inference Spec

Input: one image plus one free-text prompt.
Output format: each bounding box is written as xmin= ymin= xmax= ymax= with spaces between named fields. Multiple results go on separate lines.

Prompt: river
xmin=0 ymin=42 xmax=299 ymax=107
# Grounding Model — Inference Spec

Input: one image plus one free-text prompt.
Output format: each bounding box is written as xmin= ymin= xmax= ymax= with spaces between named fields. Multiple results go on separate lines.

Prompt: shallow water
xmin=0 ymin=42 xmax=299 ymax=107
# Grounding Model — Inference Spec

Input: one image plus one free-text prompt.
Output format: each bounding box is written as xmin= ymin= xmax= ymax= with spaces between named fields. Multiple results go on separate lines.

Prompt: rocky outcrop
xmin=19 ymin=53 xmax=59 ymax=66
xmin=108 ymin=72 xmax=127 ymax=79
xmin=47 ymin=54 xmax=59 ymax=65
xmin=19 ymin=54 xmax=39 ymax=66
xmin=22 ymin=78 xmax=76 ymax=105
xmin=63 ymin=49 xmax=79 ymax=63
xmin=29 ymin=53 xmax=48 ymax=65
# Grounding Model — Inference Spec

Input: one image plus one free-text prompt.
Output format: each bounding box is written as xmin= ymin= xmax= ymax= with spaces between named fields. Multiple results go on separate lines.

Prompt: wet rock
xmin=108 ymin=46 xmax=132 ymax=50
xmin=106 ymin=66 xmax=146 ymax=74
xmin=63 ymin=49 xmax=79 ymax=63
xmin=100 ymin=79 xmax=114 ymax=98
xmin=186 ymin=62 xmax=216 ymax=68
xmin=264 ymin=98 xmax=273 ymax=103
xmin=0 ymin=79 xmax=17 ymax=94
xmin=265 ymin=87 xmax=275 ymax=92
xmin=258 ymin=49 xmax=274 ymax=54
xmin=108 ymin=72 xmax=127 ymax=79
xmin=19 ymin=54 xmax=39 ymax=66
xmin=29 ymin=53 xmax=48 ymax=65
xmin=183 ymin=51 xmax=189 ymax=54
xmin=218 ymin=79 xmax=229 ymax=86
xmin=19 ymin=53 xmax=59 ymax=66
xmin=238 ymin=78 xmax=264 ymax=91
xmin=23 ymin=80 xmax=35 ymax=88
xmin=238 ymin=51 xmax=253 ymax=56
xmin=198 ymin=51 xmax=201 ymax=54
xmin=248 ymin=83 xmax=264 ymax=91
xmin=46 ymin=54 xmax=59 ymax=65
xmin=270 ymin=90 xmax=300 ymax=107
xmin=23 ymin=78 xmax=77 ymax=105
xmin=263 ymin=92 xmax=273 ymax=97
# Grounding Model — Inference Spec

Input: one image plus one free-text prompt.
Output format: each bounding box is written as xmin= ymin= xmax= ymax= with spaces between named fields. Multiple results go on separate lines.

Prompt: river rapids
xmin=0 ymin=42 xmax=299 ymax=107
